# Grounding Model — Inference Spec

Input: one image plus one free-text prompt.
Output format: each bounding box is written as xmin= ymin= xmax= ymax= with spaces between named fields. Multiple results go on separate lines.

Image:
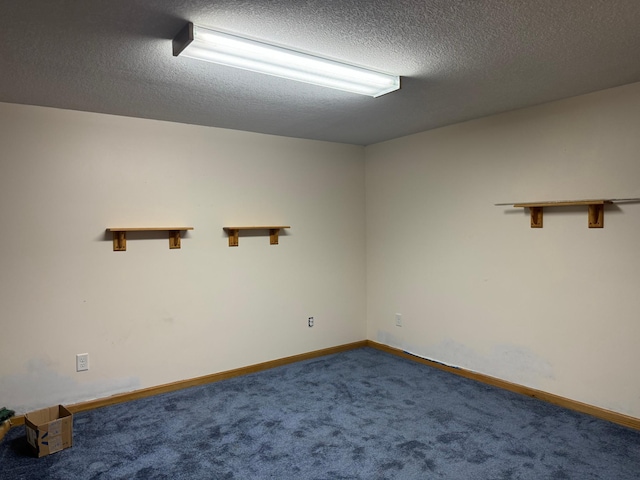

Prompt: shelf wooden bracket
xmin=113 ymin=231 xmax=127 ymax=251
xmin=588 ymin=204 xmax=605 ymax=228
xmin=227 ymin=229 xmax=240 ymax=247
xmin=529 ymin=206 xmax=543 ymax=228
xmin=107 ymin=227 xmax=194 ymax=251
xmin=223 ymin=226 xmax=290 ymax=247
xmin=269 ymin=228 xmax=281 ymax=245
xmin=169 ymin=230 xmax=182 ymax=249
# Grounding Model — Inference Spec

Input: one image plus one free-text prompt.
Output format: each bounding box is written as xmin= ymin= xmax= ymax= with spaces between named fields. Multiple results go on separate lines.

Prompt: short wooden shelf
xmin=107 ymin=227 xmax=194 ymax=251
xmin=223 ymin=226 xmax=290 ymax=247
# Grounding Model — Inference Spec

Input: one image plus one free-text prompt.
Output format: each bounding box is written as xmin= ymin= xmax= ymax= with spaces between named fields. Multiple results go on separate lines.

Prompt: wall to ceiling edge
xmin=365 ymin=81 xmax=640 ymax=418
xmin=0 ymin=103 xmax=366 ymax=414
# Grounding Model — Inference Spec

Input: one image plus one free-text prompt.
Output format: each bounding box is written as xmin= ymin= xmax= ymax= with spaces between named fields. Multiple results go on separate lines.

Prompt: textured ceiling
xmin=1 ymin=1 xmax=640 ymax=145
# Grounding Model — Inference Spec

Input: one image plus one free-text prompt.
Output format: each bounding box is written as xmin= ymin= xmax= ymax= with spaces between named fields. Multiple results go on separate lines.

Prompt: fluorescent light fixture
xmin=173 ymin=22 xmax=400 ymax=98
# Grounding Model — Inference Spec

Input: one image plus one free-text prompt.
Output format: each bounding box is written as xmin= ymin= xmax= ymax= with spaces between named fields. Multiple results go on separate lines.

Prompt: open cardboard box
xmin=25 ymin=405 xmax=73 ymax=457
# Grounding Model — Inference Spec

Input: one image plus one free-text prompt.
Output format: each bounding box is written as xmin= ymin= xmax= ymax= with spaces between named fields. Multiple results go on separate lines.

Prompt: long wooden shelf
xmin=223 ymin=226 xmax=290 ymax=247
xmin=513 ymin=200 xmax=610 ymax=207
xmin=496 ymin=199 xmax=614 ymax=228
xmin=107 ymin=227 xmax=194 ymax=251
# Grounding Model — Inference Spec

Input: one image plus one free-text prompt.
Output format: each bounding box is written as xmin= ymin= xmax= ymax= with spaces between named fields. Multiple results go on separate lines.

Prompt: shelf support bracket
xmin=529 ymin=207 xmax=543 ymax=228
xmin=588 ymin=204 xmax=604 ymax=228
xmin=269 ymin=228 xmax=280 ymax=245
xmin=228 ymin=229 xmax=239 ymax=247
xmin=169 ymin=230 xmax=182 ymax=249
xmin=113 ymin=231 xmax=127 ymax=251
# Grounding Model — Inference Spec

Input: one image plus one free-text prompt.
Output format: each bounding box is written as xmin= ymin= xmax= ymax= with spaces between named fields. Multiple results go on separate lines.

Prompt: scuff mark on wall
xmin=375 ymin=330 xmax=403 ymax=349
xmin=0 ymin=357 xmax=141 ymax=414
xmin=377 ymin=330 xmax=555 ymax=390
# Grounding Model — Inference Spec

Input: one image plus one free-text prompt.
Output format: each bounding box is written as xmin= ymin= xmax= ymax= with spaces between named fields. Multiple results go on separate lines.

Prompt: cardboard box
xmin=24 ymin=405 xmax=73 ymax=457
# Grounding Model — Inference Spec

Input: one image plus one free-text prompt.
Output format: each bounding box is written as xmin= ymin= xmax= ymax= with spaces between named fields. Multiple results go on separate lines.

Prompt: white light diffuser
xmin=173 ymin=23 xmax=400 ymax=97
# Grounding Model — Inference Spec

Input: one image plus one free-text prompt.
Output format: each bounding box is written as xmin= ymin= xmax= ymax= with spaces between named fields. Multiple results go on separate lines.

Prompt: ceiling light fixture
xmin=172 ymin=22 xmax=400 ymax=98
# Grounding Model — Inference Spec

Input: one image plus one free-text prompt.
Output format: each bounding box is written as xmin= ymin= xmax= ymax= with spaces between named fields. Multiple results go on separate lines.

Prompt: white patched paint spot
xmin=398 ymin=336 xmax=555 ymax=389
xmin=0 ymin=357 xmax=141 ymax=415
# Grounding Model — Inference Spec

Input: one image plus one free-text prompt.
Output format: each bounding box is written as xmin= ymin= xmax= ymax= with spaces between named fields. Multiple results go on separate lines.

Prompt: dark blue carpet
xmin=1 ymin=348 xmax=639 ymax=479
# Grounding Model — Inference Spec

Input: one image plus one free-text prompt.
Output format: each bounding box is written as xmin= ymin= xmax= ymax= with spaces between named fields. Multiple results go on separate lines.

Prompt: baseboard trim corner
xmin=366 ymin=340 xmax=640 ymax=431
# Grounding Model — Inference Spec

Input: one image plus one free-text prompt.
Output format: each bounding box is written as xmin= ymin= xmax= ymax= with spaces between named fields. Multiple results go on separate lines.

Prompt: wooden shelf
xmin=223 ymin=226 xmax=290 ymax=247
xmin=107 ymin=227 xmax=194 ymax=251
xmin=498 ymin=200 xmax=613 ymax=228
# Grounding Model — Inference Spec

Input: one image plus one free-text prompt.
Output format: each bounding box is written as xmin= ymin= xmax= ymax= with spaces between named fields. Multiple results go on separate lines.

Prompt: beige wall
xmin=365 ymin=82 xmax=640 ymax=417
xmin=3 ymin=81 xmax=640 ymax=419
xmin=0 ymin=103 xmax=366 ymax=414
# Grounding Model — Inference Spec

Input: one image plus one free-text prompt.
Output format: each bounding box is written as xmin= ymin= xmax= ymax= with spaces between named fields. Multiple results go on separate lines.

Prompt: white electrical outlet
xmin=395 ymin=313 xmax=402 ymax=327
xmin=76 ymin=353 xmax=89 ymax=372
xmin=308 ymin=317 xmax=314 ymax=327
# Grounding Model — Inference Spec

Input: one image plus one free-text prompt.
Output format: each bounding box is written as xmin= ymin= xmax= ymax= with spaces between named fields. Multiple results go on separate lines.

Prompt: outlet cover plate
xmin=76 ymin=353 xmax=89 ymax=372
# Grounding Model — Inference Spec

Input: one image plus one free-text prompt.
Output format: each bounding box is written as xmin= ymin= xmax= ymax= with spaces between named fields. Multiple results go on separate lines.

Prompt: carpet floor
xmin=1 ymin=347 xmax=639 ymax=479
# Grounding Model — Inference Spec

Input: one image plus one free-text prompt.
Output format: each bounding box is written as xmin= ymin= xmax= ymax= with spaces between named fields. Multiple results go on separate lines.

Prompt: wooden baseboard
xmin=366 ymin=340 xmax=640 ymax=431
xmin=5 ymin=339 xmax=637 ymax=436
xmin=5 ymin=341 xmax=368 ymax=431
